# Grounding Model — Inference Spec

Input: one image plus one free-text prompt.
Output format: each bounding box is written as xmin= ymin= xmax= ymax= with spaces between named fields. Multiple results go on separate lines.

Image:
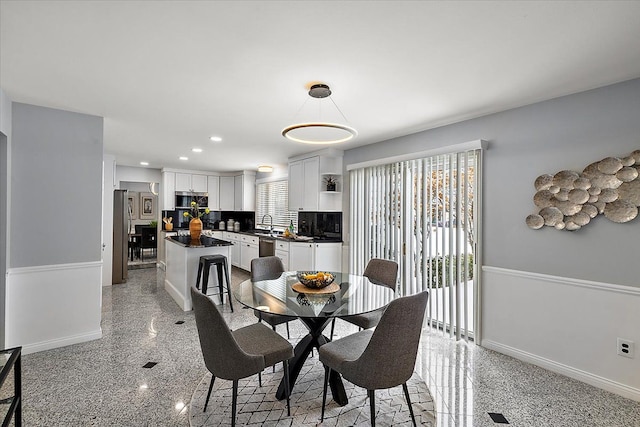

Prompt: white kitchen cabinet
xmin=223 ymin=232 xmax=241 ymax=267
xmin=239 ymin=235 xmax=259 ymax=271
xmin=207 ymin=175 xmax=220 ymax=210
xmin=175 ymin=173 xmax=207 ymax=192
xmin=289 ymin=242 xmax=315 ymax=271
xmin=288 ymin=157 xmax=319 ymax=211
xmin=288 ymin=160 xmax=304 ymax=211
xmin=191 ymin=174 xmax=208 ymax=192
xmin=275 ymin=240 xmax=290 ymax=271
xmin=288 ymin=241 xmax=342 ymax=272
xmin=175 ymin=173 xmax=191 ymax=192
xmin=288 ymin=153 xmax=342 ymax=212
xmin=234 ymin=173 xmax=256 ymax=211
xmin=314 ymin=243 xmax=342 ymax=272
xmin=219 ymin=176 xmax=235 ymax=211
xmin=161 ymin=171 xmax=176 ymax=210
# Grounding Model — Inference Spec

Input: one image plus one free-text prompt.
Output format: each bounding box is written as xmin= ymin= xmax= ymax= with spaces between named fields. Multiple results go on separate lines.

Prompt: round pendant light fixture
xmin=282 ymin=83 xmax=357 ymax=145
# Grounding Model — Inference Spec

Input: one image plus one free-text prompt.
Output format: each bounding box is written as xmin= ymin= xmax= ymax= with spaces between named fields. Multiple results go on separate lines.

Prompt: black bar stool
xmin=195 ymin=255 xmax=234 ymax=312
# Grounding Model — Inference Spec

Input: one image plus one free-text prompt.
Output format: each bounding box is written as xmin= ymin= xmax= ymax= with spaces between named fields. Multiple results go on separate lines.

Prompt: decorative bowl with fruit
xmin=296 ymin=271 xmax=335 ymax=289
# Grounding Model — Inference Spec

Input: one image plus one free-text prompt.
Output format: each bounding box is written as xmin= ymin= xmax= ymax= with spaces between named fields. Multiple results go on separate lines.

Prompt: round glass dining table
xmin=234 ymin=271 xmax=395 ymax=406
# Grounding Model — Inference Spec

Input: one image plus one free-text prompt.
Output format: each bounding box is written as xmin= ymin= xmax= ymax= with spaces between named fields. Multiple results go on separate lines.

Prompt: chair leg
xmin=330 ymin=318 xmax=336 ymax=340
xmin=202 ymin=265 xmax=210 ymax=295
xmin=258 ymin=371 xmax=262 ymax=387
xmin=222 ymin=258 xmax=234 ymax=312
xmin=368 ymin=389 xmax=376 ymax=427
xmin=196 ymin=261 xmax=203 ymax=290
xmin=320 ymin=366 xmax=330 ymax=422
xmin=203 ymin=374 xmax=215 ymax=412
xmin=283 ymin=360 xmax=291 ymax=417
xmin=286 ymin=322 xmax=290 ymax=339
xmin=216 ymin=264 xmax=225 ymax=305
xmin=272 ymin=325 xmax=277 ymax=373
xmin=232 ymin=379 xmax=238 ymax=427
xmin=402 ymin=383 xmax=417 ymax=427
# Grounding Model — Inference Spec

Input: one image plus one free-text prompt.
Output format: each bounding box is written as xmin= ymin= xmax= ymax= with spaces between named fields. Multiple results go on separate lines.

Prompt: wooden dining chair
xmin=190 ymin=287 xmax=294 ymax=426
xmin=319 ymin=291 xmax=429 ymax=426
xmin=329 ymin=258 xmax=398 ymax=340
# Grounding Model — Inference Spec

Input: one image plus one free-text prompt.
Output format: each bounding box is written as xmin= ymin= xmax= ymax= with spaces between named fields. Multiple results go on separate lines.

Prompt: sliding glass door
xmin=349 ymin=148 xmax=481 ymax=341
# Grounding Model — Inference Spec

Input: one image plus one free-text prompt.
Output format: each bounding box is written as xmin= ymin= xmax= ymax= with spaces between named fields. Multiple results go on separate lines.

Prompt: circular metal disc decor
xmin=526 ymin=214 xmax=544 ymax=229
xmin=539 ymin=206 xmax=563 ymax=226
xmin=534 ymin=174 xmax=554 ymax=191
xmin=604 ymin=200 xmax=638 ymax=223
xmin=526 ymin=149 xmax=640 ymax=231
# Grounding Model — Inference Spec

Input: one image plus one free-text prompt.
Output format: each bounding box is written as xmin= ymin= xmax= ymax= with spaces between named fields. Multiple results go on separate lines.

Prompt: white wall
xmin=343 ymin=78 xmax=640 ymax=400
xmin=102 ymin=154 xmax=116 ymax=286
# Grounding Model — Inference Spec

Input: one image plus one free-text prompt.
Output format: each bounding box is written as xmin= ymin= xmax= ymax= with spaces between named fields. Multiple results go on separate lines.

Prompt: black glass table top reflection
xmin=234 ymin=271 xmax=395 ymax=406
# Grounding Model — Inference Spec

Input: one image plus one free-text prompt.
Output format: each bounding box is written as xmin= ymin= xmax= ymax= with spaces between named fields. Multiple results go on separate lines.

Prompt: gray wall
xmin=344 ymin=78 xmax=640 ymax=288
xmin=11 ymin=103 xmax=103 ymax=268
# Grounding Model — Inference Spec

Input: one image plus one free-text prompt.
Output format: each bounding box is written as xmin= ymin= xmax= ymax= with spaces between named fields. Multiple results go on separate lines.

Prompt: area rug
xmin=188 ymin=355 xmax=436 ymax=426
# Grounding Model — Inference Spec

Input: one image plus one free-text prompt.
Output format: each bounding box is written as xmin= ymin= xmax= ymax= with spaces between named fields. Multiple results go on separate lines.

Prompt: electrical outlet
xmin=617 ymin=338 xmax=634 ymax=358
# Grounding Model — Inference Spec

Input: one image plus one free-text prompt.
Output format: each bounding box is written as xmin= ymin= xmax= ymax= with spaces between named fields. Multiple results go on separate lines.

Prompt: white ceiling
xmin=2 ymin=1 xmax=640 ymax=172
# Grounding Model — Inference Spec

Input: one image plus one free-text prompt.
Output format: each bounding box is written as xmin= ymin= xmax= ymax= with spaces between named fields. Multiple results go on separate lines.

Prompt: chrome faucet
xmin=261 ymin=214 xmax=273 ymax=234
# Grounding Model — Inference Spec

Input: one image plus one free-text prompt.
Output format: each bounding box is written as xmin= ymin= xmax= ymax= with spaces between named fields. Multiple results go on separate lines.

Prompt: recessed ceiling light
xmin=258 ymin=165 xmax=273 ymax=172
xmin=209 ymin=136 xmax=222 ymax=142
xmin=192 ymin=148 xmax=203 ymax=153
xmin=140 ymin=161 xmax=149 ymax=166
xmin=179 ymin=156 xmax=188 ymax=161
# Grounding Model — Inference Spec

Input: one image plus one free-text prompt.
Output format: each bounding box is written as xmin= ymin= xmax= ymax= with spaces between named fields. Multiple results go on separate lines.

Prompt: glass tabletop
xmin=234 ymin=271 xmax=395 ymax=319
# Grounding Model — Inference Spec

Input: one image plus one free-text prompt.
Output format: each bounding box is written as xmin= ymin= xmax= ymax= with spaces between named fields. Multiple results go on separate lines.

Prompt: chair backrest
xmin=134 ymin=224 xmax=144 ymax=234
xmin=140 ymin=227 xmax=156 ymax=248
xmin=251 ymin=256 xmax=285 ymax=281
xmin=363 ymin=258 xmax=398 ymax=291
xmin=190 ymin=287 xmax=264 ymax=380
xmin=343 ymin=291 xmax=429 ymax=390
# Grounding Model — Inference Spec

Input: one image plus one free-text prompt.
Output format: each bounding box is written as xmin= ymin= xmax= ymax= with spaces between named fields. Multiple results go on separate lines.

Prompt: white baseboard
xmin=164 ymin=278 xmax=189 ymax=311
xmin=6 ymin=261 xmax=103 ymax=352
xmin=481 ymin=266 xmax=640 ymax=403
xmin=22 ymin=329 xmax=103 ymax=355
xmin=482 ymin=339 xmax=640 ymax=402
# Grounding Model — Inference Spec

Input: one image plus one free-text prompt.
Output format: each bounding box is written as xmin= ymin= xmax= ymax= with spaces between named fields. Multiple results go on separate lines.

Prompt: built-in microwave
xmin=175 ymin=192 xmax=208 ymax=208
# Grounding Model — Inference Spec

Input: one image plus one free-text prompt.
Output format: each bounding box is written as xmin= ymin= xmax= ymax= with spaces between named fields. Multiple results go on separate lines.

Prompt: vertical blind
xmin=255 ymin=180 xmax=298 ymax=230
xmin=349 ymin=149 xmax=482 ymax=341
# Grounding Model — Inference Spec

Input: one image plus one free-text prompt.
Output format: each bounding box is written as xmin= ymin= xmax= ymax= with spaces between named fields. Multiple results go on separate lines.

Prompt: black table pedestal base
xmin=276 ymin=317 xmax=347 ymax=406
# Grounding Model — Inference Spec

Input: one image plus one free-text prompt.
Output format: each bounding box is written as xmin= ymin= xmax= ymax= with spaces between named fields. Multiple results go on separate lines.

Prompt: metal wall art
xmin=526 ymin=149 xmax=640 ymax=231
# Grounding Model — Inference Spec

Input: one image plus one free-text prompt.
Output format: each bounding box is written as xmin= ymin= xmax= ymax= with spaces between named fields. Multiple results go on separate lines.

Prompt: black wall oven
xmin=175 ymin=192 xmax=208 ymax=208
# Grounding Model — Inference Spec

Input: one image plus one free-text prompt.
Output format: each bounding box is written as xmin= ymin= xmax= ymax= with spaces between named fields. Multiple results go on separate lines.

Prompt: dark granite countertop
xmin=167 ymin=235 xmax=233 ymax=248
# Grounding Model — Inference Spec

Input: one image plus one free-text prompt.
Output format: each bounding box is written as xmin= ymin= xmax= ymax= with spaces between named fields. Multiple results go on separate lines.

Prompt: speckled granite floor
xmin=21 ymin=267 xmax=640 ymax=426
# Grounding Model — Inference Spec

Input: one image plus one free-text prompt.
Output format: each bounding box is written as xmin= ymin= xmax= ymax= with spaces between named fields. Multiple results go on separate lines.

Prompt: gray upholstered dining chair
xmin=329 ymin=258 xmax=398 ymax=340
xmin=319 ymin=291 xmax=429 ymax=427
xmin=190 ymin=287 xmax=294 ymax=426
xmin=251 ymin=256 xmax=297 ymax=339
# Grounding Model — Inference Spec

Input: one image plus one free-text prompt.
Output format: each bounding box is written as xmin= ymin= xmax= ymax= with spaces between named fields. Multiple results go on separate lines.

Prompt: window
xmin=349 ymin=148 xmax=482 ymax=341
xmin=256 ymin=180 xmax=298 ymax=230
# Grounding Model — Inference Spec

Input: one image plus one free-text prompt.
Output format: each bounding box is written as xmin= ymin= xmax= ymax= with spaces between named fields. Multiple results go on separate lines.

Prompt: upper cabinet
xmin=207 ymin=175 xmax=220 ymax=210
xmin=219 ymin=176 xmax=235 ymax=211
xmin=175 ymin=173 xmax=207 ymax=192
xmin=161 ymin=171 xmax=176 ymax=210
xmin=234 ymin=172 xmax=256 ymax=211
xmin=219 ymin=172 xmax=255 ymax=211
xmin=288 ymin=149 xmax=343 ymax=212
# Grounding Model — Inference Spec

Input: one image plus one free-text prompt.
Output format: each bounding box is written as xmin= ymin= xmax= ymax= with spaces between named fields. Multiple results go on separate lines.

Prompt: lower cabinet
xmin=314 ymin=243 xmax=342 ymax=272
xmin=289 ymin=242 xmax=342 ymax=272
xmin=239 ymin=235 xmax=259 ymax=270
xmin=275 ymin=240 xmax=290 ymax=271
xmin=223 ymin=232 xmax=241 ymax=267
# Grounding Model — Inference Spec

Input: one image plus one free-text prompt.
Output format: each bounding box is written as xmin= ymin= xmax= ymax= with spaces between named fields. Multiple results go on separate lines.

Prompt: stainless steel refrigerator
xmin=112 ymin=189 xmax=129 ymax=284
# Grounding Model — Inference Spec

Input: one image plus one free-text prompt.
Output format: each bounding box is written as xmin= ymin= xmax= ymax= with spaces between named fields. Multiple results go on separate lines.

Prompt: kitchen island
xmin=165 ymin=235 xmax=232 ymax=311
